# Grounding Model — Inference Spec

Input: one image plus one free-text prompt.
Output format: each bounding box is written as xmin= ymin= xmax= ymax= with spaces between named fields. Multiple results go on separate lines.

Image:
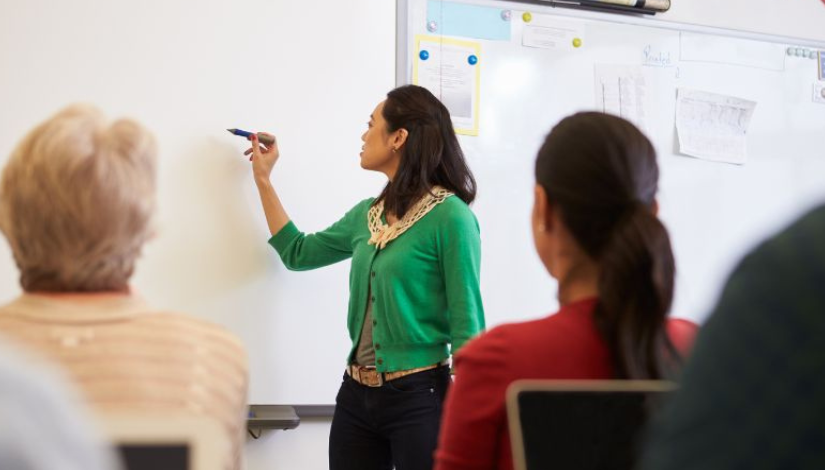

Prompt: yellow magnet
xmin=522 ymin=12 xmax=532 ymax=23
xmin=572 ymin=37 xmax=582 ymax=48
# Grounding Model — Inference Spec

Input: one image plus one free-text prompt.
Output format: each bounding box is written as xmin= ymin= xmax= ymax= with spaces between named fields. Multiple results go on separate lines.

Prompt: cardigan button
xmin=371 ymin=271 xmax=376 ymax=278
xmin=375 ymin=343 xmax=381 ymax=350
xmin=371 ymin=296 xmax=376 ymax=302
xmin=377 ymin=358 xmax=384 ymax=365
xmin=372 ymin=320 xmax=377 ymax=326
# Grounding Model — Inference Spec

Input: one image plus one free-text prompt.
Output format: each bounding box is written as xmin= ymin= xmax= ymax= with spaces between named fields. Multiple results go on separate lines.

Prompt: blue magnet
xmin=468 ymin=55 xmax=478 ymax=65
xmin=419 ymin=50 xmax=430 ymax=61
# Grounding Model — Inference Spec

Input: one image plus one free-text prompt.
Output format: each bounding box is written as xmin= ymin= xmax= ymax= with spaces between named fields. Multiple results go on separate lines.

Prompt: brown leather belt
xmin=346 ymin=363 xmax=440 ymax=388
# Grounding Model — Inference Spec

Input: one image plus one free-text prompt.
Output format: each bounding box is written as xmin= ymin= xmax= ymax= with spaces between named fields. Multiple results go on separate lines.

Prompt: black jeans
xmin=329 ymin=365 xmax=451 ymax=470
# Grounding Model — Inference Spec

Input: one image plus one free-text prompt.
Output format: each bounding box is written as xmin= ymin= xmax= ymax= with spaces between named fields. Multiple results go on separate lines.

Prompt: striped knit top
xmin=0 ymin=293 xmax=249 ymax=470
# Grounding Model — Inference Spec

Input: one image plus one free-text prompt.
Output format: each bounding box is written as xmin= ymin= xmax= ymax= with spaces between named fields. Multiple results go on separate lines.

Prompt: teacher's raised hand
xmin=246 ymin=132 xmax=279 ymax=183
xmin=247 ymin=132 xmax=290 ymax=236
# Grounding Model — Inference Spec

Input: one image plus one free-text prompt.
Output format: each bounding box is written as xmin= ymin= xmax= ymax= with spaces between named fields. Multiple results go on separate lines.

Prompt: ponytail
xmin=594 ymin=204 xmax=681 ymax=379
xmin=536 ymin=112 xmax=683 ymax=380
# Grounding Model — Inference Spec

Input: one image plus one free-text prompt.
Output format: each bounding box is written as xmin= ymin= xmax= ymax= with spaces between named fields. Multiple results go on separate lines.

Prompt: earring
xmin=392 ymin=147 xmax=398 ymax=153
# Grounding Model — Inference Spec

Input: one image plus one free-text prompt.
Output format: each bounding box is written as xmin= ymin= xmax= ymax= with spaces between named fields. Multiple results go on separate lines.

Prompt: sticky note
xmin=427 ymin=1 xmax=511 ymax=41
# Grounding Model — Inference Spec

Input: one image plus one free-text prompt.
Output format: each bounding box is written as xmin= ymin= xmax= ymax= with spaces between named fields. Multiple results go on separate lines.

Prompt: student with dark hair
xmin=434 ymin=112 xmax=697 ymax=470
xmin=248 ymin=84 xmax=485 ymax=470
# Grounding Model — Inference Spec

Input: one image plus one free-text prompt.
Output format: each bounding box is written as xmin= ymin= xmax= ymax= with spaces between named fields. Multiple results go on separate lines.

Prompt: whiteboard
xmin=0 ymin=0 xmax=396 ymax=406
xmin=398 ymin=0 xmax=825 ymax=341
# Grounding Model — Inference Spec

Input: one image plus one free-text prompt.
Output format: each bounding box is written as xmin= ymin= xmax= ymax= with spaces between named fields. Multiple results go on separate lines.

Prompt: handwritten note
xmin=675 ymin=89 xmax=757 ymax=165
xmin=642 ymin=44 xmax=675 ymax=68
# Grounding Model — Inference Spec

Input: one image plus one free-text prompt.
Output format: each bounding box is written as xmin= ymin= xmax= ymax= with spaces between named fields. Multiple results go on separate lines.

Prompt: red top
xmin=434 ymin=298 xmax=698 ymax=470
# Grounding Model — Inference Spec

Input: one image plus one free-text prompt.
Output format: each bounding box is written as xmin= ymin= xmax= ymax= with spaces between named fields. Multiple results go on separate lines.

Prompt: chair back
xmin=506 ymin=380 xmax=676 ymax=470
xmin=100 ymin=414 xmax=226 ymax=470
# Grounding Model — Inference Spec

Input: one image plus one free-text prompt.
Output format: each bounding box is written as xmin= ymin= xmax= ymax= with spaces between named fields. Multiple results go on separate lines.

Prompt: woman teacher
xmin=248 ymin=84 xmax=485 ymax=470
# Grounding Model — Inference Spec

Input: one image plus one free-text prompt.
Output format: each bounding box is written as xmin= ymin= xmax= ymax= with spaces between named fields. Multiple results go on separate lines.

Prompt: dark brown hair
xmin=536 ymin=112 xmax=680 ymax=379
xmin=375 ymin=85 xmax=476 ymax=217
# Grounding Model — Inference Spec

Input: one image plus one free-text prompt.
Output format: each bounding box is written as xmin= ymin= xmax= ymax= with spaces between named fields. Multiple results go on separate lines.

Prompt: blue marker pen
xmin=226 ymin=128 xmax=275 ymax=146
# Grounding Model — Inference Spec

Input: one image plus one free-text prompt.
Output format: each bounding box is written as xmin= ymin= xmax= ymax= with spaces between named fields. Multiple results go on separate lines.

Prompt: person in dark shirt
xmin=640 ymin=204 xmax=825 ymax=470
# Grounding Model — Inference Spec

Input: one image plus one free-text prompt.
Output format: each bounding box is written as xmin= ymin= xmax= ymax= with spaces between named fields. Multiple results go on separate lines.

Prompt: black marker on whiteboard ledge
xmin=227 ymin=128 xmax=275 ymax=146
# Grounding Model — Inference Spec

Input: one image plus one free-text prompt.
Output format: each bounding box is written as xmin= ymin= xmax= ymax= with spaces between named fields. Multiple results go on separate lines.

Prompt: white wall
xmin=246 ymin=420 xmax=330 ymax=470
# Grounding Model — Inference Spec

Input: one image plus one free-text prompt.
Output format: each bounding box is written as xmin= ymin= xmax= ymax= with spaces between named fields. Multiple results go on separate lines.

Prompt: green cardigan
xmin=269 ymin=196 xmax=485 ymax=372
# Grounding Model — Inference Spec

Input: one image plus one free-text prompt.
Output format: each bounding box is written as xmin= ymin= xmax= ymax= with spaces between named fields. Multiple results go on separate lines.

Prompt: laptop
xmin=101 ymin=414 xmax=226 ymax=470
xmin=506 ymin=380 xmax=676 ymax=470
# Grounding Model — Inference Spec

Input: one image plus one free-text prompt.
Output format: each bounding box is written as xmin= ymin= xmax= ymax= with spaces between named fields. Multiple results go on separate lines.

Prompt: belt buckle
xmin=353 ymin=366 xmax=383 ymax=388
xmin=366 ymin=368 xmax=383 ymax=387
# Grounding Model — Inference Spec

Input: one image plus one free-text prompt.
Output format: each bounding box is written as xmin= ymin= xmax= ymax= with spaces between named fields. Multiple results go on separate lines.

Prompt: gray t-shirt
xmin=354 ymin=286 xmax=376 ymax=367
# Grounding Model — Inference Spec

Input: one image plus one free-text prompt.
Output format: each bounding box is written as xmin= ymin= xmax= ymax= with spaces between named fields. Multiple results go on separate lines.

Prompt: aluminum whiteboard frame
xmin=396 ymin=0 xmax=825 ymax=86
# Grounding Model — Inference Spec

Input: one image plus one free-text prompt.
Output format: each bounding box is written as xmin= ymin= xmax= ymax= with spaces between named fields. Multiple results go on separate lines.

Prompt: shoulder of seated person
xmin=459 ymin=318 xmax=547 ymax=358
xmin=147 ymin=312 xmax=246 ymax=348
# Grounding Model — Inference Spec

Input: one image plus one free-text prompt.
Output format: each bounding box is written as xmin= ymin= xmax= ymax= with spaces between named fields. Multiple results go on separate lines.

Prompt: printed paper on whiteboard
xmin=594 ymin=64 xmax=648 ymax=131
xmin=413 ymin=35 xmax=481 ymax=136
xmin=523 ymin=15 xmax=585 ymax=51
xmin=523 ymin=25 xmax=577 ymax=50
xmin=675 ymin=88 xmax=757 ymax=165
xmin=522 ymin=18 xmax=584 ymax=50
